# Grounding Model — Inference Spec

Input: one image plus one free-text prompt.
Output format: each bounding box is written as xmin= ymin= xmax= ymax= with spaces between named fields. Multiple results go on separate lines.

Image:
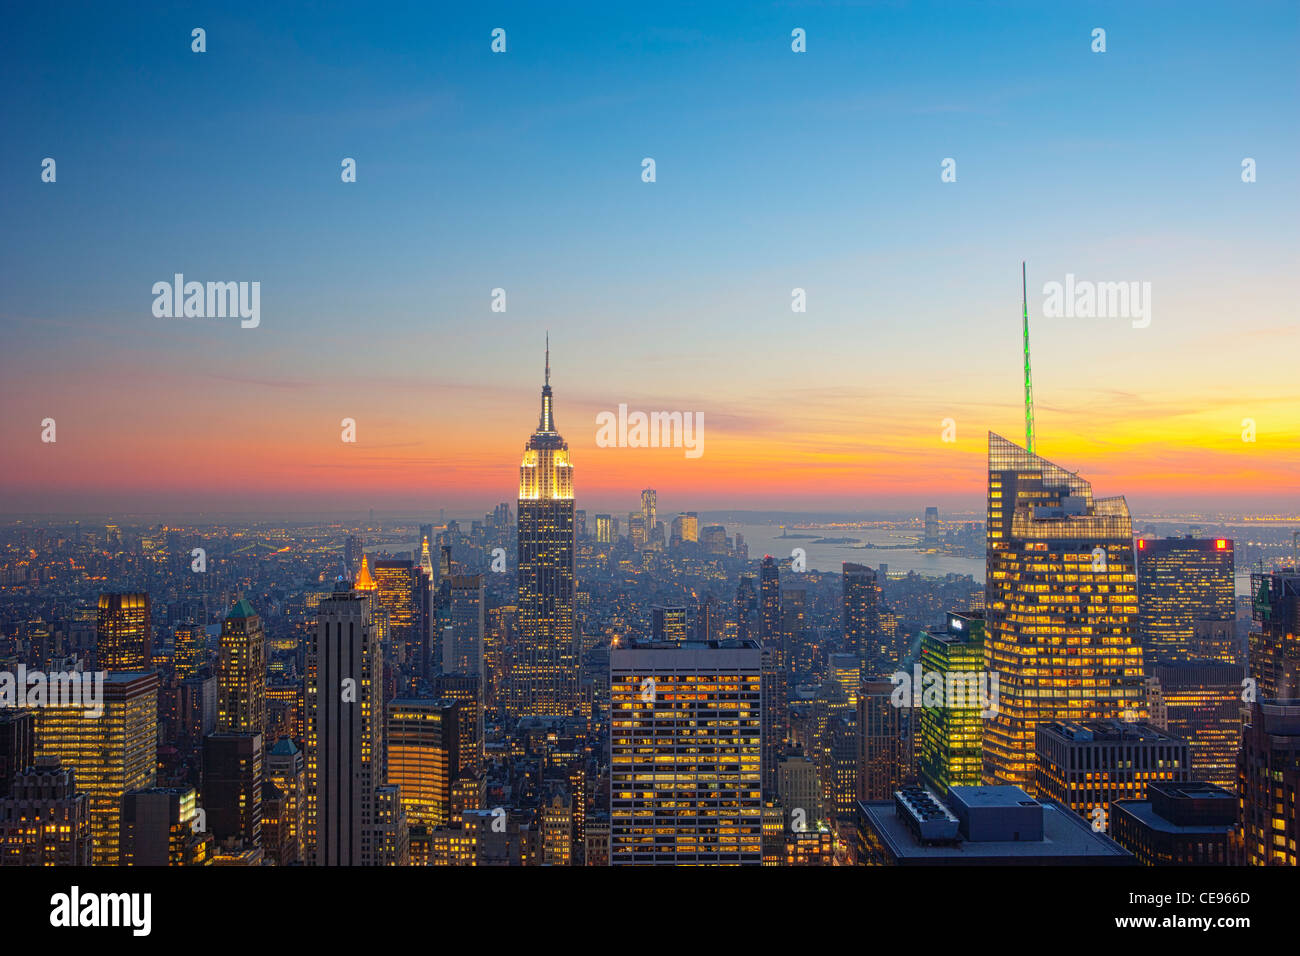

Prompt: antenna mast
xmin=1022 ymin=261 xmax=1036 ymax=453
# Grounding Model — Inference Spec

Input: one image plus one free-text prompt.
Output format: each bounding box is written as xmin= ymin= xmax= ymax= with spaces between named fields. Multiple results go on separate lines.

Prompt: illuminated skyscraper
xmin=0 ymin=711 xmax=34 ymax=800
xmin=1237 ymin=698 xmax=1300 ymax=866
xmin=216 ymin=599 xmax=266 ymax=736
xmin=97 ymin=592 xmax=152 ymax=672
xmin=201 ymin=732 xmax=263 ymax=852
xmin=444 ymin=575 xmax=485 ymax=680
xmin=916 ymin=611 xmax=986 ymax=794
xmin=264 ymin=738 xmax=305 ymax=866
xmin=512 ymin=343 xmax=577 ymax=720
xmin=857 ymin=679 xmax=907 ymax=801
xmin=1136 ymin=536 xmax=1235 ymax=665
xmin=121 ymin=786 xmax=211 ymax=866
xmin=1248 ymin=568 xmax=1300 ymax=700
xmin=760 ymin=556 xmax=782 ymax=646
xmin=641 ymin=489 xmax=657 ymax=534
xmin=33 ymin=671 xmax=159 ymax=866
xmin=0 ymin=758 xmax=92 ymax=866
xmin=173 ymin=623 xmax=207 ymax=680
xmin=651 ymin=606 xmax=688 ymax=644
xmin=387 ymin=698 xmax=462 ymax=828
xmin=610 ymin=640 xmax=763 ymax=864
xmin=306 ymin=590 xmax=383 ymax=866
xmin=372 ymin=559 xmax=432 ymax=680
xmin=842 ymin=563 xmax=882 ymax=665
xmin=923 ymin=507 xmax=939 ymax=547
xmin=594 ymin=514 xmax=612 ymax=544
xmin=1146 ymin=662 xmax=1243 ymax=790
xmin=983 ymin=433 xmax=1145 ymax=791
xmin=419 ymin=524 xmax=436 ymax=583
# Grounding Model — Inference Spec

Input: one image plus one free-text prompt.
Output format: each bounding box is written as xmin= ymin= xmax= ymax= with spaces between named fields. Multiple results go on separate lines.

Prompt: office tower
xmin=541 ymin=791 xmax=573 ymax=866
xmin=761 ymin=644 xmax=787 ymax=798
xmin=430 ymin=673 xmax=484 ymax=775
xmin=1137 ymin=535 xmax=1235 ymax=665
xmin=444 ymin=575 xmax=485 ymax=679
xmin=760 ymin=556 xmax=782 ymax=646
xmin=33 ymin=671 xmax=158 ymax=865
xmin=1237 ymin=698 xmax=1300 ymax=866
xmin=419 ymin=523 xmax=436 ymax=580
xmin=1248 ymin=568 xmax=1300 ymax=700
xmin=917 ymin=611 xmax=987 ymax=794
xmin=923 ymin=507 xmax=939 ymax=547
xmin=670 ymin=512 xmax=699 ymax=546
xmin=0 ymin=758 xmax=92 ymax=866
xmin=344 ymin=535 xmax=363 ymax=581
xmin=306 ymin=590 xmax=383 ymax=866
xmin=173 ymin=623 xmax=207 ymax=679
xmin=827 ymin=653 xmax=860 ymax=707
xmin=264 ymin=737 xmax=305 ymax=866
xmin=827 ymin=716 xmax=858 ymax=826
xmin=201 ymin=733 xmax=263 ymax=850
xmin=651 ymin=606 xmax=688 ymax=644
xmin=594 ymin=514 xmax=612 ymax=544
xmin=782 ymin=588 xmax=806 ymax=669
xmin=842 ymin=563 xmax=882 ymax=666
xmin=216 ymin=598 xmax=266 ymax=736
xmin=121 ymin=786 xmax=210 ymax=866
xmin=1146 ymin=662 xmax=1243 ymax=790
xmin=97 ymin=592 xmax=152 ymax=672
xmin=1035 ymin=720 xmax=1190 ymax=827
xmin=1110 ymin=781 xmax=1236 ymax=865
xmin=640 ymin=489 xmax=657 ymax=534
xmin=178 ymin=674 xmax=217 ymax=742
xmin=513 ymin=344 xmax=578 ymax=720
xmin=610 ymin=639 xmax=763 ymax=864
xmin=858 ymin=679 xmax=906 ymax=800
xmin=627 ymin=514 xmax=646 ymax=550
xmin=701 ymin=524 xmax=728 ymax=555
xmin=387 ymin=698 xmax=462 ymax=827
xmin=856 ymin=785 xmax=1135 ymax=865
xmin=735 ymin=576 xmax=759 ymax=643
xmin=372 ymin=559 xmax=432 ymax=679
xmin=0 ymin=711 xmax=34 ymax=799
xmin=984 ymin=433 xmax=1146 ymax=790
xmin=373 ymin=785 xmax=410 ymax=866
xmin=777 ymin=751 xmax=823 ymax=826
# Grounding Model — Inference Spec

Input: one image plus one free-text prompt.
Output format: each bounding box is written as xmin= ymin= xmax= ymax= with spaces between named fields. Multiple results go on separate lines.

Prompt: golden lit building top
xmin=519 ymin=340 xmax=574 ymax=501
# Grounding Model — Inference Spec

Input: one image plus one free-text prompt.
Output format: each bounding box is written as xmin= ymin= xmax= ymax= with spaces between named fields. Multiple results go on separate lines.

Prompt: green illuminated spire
xmin=1022 ymin=261 xmax=1035 ymax=454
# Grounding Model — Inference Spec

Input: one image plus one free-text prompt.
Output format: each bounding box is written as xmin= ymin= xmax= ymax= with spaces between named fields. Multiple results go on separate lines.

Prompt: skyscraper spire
xmin=1022 ymin=261 xmax=1036 ymax=454
xmin=545 ymin=331 xmax=550 ymax=387
xmin=538 ymin=336 xmax=556 ymax=434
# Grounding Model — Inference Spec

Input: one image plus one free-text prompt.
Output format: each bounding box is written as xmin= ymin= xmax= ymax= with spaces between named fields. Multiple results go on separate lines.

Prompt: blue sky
xmin=1 ymin=1 xmax=1297 ymax=513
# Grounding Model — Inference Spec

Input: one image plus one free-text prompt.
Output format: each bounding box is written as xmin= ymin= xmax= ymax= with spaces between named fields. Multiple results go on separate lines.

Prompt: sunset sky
xmin=2 ymin=2 xmax=1297 ymax=516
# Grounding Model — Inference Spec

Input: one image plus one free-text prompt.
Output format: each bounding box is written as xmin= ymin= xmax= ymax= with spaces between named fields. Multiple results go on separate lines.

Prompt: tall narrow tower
xmin=511 ymin=339 xmax=577 ymax=720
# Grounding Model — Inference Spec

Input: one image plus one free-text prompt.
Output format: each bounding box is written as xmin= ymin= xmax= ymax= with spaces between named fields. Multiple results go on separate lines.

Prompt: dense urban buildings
xmin=1137 ymin=536 xmax=1236 ymax=665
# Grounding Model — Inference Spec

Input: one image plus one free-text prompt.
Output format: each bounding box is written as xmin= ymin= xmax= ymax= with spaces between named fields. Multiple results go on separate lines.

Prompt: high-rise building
xmin=1035 ymin=719 xmax=1190 ymax=829
xmin=670 ymin=512 xmax=699 ymax=547
xmin=386 ymin=698 xmax=462 ymax=827
xmin=858 ymin=679 xmax=907 ymax=801
xmin=344 ymin=535 xmax=363 ymax=581
xmin=418 ymin=524 xmax=436 ymax=582
xmin=627 ymin=514 xmax=646 ymax=550
xmin=216 ymin=598 xmax=266 ymax=736
xmin=264 ymin=737 xmax=305 ymax=866
xmin=594 ymin=514 xmax=612 ymax=544
xmin=1248 ymin=569 xmax=1300 ymax=700
xmin=1110 ymin=781 xmax=1236 ymax=865
xmin=1136 ymin=536 xmax=1235 ymax=665
xmin=1237 ymin=698 xmax=1300 ymax=866
xmin=759 ymin=556 xmax=782 ymax=646
xmin=842 ymin=563 xmax=882 ymax=667
xmin=373 ymin=785 xmax=410 ymax=866
xmin=761 ymin=644 xmax=787 ymax=798
xmin=917 ymin=611 xmax=986 ymax=794
xmin=923 ymin=507 xmax=939 ymax=547
xmin=121 ymin=786 xmax=211 ymax=866
xmin=33 ymin=671 xmax=159 ymax=865
xmin=306 ymin=590 xmax=383 ymax=866
xmin=650 ymin=606 xmax=688 ymax=644
xmin=429 ymin=673 xmax=484 ymax=776
xmin=444 ymin=575 xmax=485 ymax=680
xmin=0 ymin=757 xmax=92 ymax=866
xmin=372 ymin=559 xmax=432 ymax=680
xmin=173 ymin=623 xmax=207 ymax=680
xmin=97 ymin=592 xmax=152 ymax=672
xmin=1146 ymin=661 xmax=1244 ymax=790
xmin=610 ymin=639 xmax=762 ymax=864
xmin=640 ymin=489 xmax=657 ymax=534
xmin=201 ymin=733 xmax=263 ymax=849
xmin=513 ymin=345 xmax=577 ymax=721
xmin=0 ymin=711 xmax=34 ymax=799
xmin=983 ymin=433 xmax=1146 ymax=791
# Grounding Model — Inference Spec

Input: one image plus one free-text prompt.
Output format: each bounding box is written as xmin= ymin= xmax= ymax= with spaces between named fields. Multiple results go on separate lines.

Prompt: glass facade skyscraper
xmin=983 ymin=433 xmax=1146 ymax=791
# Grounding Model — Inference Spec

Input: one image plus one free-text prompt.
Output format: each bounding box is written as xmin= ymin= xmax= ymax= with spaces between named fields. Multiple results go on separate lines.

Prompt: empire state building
xmin=510 ymin=342 xmax=578 ymax=720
